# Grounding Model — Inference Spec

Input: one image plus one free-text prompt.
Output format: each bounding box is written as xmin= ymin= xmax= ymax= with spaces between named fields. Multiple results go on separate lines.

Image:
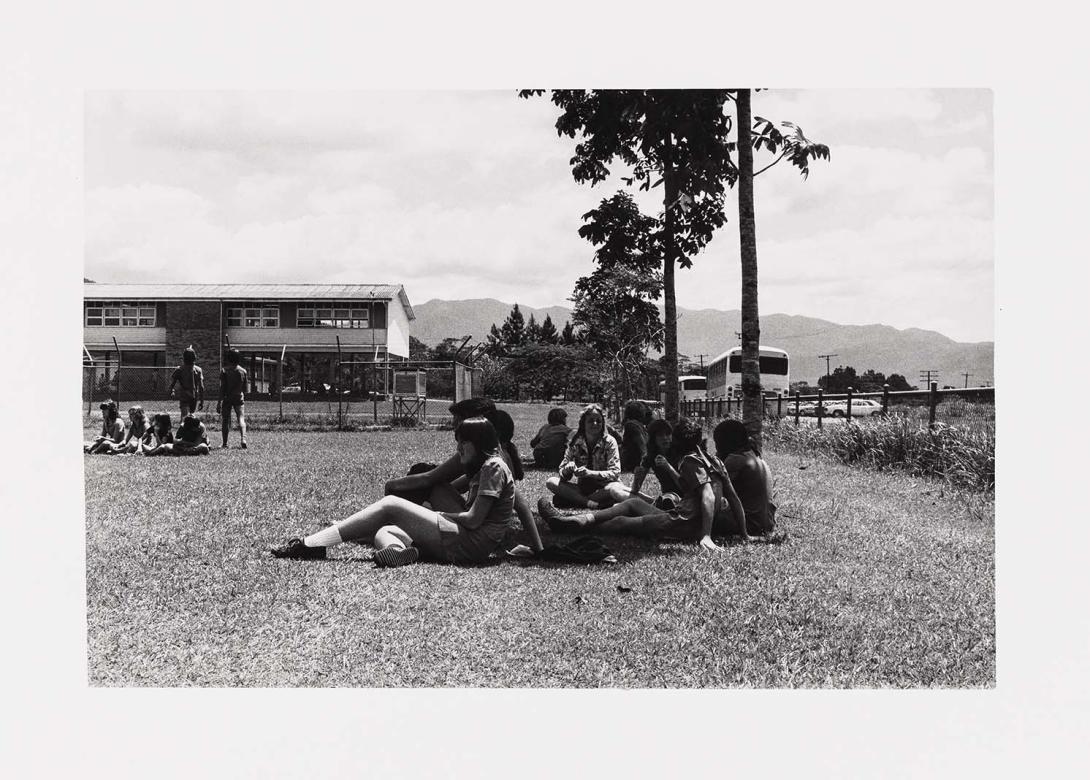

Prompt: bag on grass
xmin=537 ymin=536 xmax=616 ymax=564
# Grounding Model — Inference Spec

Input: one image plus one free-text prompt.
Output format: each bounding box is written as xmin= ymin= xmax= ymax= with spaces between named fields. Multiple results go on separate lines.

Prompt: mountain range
xmin=412 ymin=298 xmax=994 ymax=386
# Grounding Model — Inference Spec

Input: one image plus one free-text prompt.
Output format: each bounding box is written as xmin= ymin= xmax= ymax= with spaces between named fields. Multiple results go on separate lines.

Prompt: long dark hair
xmin=455 ymin=417 xmax=501 ymax=480
xmin=483 ymin=408 xmax=524 ymax=480
xmin=646 ymin=418 xmax=674 ymax=462
xmin=152 ymin=413 xmax=172 ymax=437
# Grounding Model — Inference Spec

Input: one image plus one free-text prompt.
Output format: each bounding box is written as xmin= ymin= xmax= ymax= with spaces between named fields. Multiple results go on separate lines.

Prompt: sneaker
xmin=270 ymin=538 xmax=326 ymax=560
xmin=221 ymin=443 xmax=229 ymax=449
xmin=374 ymin=545 xmax=420 ymax=568
xmin=240 ymin=442 xmax=248 ymax=449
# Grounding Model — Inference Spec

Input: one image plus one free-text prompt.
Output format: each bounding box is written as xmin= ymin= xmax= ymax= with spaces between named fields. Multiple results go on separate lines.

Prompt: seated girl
xmin=628 ymin=418 xmax=683 ymax=505
xmin=100 ymin=406 xmax=150 ymax=455
xmin=272 ymin=417 xmax=520 ymax=567
xmin=139 ymin=413 xmax=175 ymax=456
xmin=85 ymin=400 xmax=126 ymax=454
xmin=711 ymin=419 xmax=777 ymax=537
xmin=528 ymin=407 xmax=571 ymax=469
xmin=538 ymin=417 xmax=753 ymax=551
xmin=544 ymin=403 xmax=629 ymax=510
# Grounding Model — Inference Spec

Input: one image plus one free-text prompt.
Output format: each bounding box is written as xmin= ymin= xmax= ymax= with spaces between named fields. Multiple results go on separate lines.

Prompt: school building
xmin=82 ymin=283 xmax=416 ymax=398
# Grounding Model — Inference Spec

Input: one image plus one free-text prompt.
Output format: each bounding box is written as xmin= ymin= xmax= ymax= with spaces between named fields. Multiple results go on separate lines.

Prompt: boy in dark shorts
xmin=168 ymin=346 xmax=205 ymax=417
xmin=217 ymin=348 xmax=248 ymax=449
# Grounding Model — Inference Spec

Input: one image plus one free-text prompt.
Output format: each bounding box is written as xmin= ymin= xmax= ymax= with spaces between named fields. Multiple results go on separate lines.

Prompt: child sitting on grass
xmin=711 ymin=419 xmax=776 ymax=537
xmin=544 ymin=403 xmax=629 ymax=510
xmin=272 ymin=417 xmax=519 ymax=567
xmin=619 ymin=400 xmax=652 ymax=473
xmin=628 ymin=418 xmax=682 ymax=503
xmin=538 ymin=417 xmax=753 ymax=551
xmin=528 ymin=407 xmax=571 ymax=469
xmin=104 ymin=406 xmax=152 ymax=455
xmin=139 ymin=413 xmax=175 ymax=456
xmin=170 ymin=414 xmax=210 ymax=456
xmin=85 ymin=400 xmax=126 ymax=454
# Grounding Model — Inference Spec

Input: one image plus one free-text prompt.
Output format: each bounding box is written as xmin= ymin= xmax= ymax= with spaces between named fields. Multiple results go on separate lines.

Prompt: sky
xmin=84 ymin=89 xmax=993 ymax=343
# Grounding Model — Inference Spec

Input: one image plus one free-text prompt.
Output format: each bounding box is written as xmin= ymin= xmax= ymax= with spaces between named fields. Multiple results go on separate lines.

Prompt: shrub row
xmin=764 ymin=416 xmax=995 ymax=492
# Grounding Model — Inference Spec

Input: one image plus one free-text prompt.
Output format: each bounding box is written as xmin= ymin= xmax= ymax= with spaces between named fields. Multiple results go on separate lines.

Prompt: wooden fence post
xmin=929 ymin=381 xmax=939 ymax=430
xmin=794 ymin=391 xmax=800 ymax=427
xmin=882 ymin=383 xmax=890 ymax=416
xmin=817 ymin=388 xmax=824 ymax=429
xmin=846 ymin=386 xmax=853 ymax=422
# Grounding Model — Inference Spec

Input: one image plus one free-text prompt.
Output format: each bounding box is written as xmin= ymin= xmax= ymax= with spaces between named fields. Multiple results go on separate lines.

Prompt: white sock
xmin=586 ymin=500 xmax=599 ymax=510
xmin=304 ymin=526 xmax=343 ymax=547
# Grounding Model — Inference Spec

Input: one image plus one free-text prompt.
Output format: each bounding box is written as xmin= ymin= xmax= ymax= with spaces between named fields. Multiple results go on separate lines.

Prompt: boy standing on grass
xmin=217 ymin=348 xmax=248 ymax=449
xmin=168 ymin=346 xmax=205 ymax=417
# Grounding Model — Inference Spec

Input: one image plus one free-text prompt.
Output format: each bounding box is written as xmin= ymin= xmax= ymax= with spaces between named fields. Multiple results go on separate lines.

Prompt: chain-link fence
xmin=83 ymin=360 xmax=485 ymax=429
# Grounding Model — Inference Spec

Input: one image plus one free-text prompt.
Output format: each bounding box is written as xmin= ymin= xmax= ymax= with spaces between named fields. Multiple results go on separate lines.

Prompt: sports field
xmin=83 ymin=404 xmax=994 ymax=687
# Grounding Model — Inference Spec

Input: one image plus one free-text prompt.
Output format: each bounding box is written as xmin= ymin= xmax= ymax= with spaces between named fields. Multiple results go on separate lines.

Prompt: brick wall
xmin=165 ymin=301 xmax=223 ymax=396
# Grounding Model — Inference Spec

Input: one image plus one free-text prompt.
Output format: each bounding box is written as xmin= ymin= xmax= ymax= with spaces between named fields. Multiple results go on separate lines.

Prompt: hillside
xmin=412 ymin=298 xmax=994 ymax=386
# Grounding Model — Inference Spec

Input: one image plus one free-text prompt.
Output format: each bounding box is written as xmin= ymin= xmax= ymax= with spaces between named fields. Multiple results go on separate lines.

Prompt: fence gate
xmin=454 ymin=362 xmax=482 ymax=403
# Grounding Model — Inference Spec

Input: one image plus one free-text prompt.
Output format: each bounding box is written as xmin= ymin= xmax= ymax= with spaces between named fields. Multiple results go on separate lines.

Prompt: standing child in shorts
xmin=168 ymin=346 xmax=205 ymax=417
xmin=218 ymin=348 xmax=248 ymax=449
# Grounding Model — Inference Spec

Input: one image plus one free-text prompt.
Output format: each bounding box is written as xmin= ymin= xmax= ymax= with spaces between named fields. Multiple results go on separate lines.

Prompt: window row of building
xmin=86 ymin=300 xmax=384 ymax=329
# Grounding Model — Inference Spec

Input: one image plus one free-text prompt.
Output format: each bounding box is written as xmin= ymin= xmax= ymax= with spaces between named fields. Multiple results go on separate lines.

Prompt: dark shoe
xmin=240 ymin=442 xmax=248 ymax=449
xmin=221 ymin=443 xmax=228 ymax=449
xmin=537 ymin=497 xmax=588 ymax=533
xmin=271 ymin=538 xmax=326 ymax=560
xmin=373 ymin=545 xmax=419 ymax=568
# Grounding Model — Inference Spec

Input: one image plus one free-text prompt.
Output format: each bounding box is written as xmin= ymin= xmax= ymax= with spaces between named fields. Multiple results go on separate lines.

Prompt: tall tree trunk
xmin=736 ymin=89 xmax=762 ymax=442
xmin=662 ymin=133 xmax=680 ymax=423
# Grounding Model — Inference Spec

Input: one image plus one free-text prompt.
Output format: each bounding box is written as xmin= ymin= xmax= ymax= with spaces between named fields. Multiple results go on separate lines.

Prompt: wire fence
xmin=83 ymin=362 xmax=483 ymax=429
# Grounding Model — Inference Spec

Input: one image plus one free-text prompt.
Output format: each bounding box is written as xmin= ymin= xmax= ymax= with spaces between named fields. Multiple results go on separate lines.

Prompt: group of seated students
xmin=271 ymin=397 xmax=775 ymax=568
xmin=84 ymin=399 xmax=211 ymax=457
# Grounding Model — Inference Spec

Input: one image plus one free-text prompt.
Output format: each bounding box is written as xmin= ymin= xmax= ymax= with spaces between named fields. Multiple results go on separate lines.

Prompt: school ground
xmin=83 ymin=406 xmax=995 ymax=687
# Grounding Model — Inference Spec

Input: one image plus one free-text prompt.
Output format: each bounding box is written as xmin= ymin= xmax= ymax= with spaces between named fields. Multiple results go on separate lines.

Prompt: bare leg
xmin=312 ymin=495 xmax=445 ymax=555
xmin=221 ymin=406 xmax=231 ymax=447
xmin=235 ymin=406 xmax=247 ymax=446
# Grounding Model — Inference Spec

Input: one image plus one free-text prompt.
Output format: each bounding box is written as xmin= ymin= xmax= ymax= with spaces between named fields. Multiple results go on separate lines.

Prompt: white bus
xmin=706 ymin=346 xmax=790 ymax=399
xmin=659 ymin=375 xmax=708 ymax=403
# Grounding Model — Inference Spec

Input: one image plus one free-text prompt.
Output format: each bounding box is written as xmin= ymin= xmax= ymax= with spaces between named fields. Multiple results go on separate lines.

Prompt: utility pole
xmin=695 ymin=354 xmax=709 ymax=373
xmin=962 ymin=371 xmax=973 ymax=388
xmin=818 ymin=353 xmax=837 ymax=389
xmin=919 ymin=369 xmax=939 ymax=389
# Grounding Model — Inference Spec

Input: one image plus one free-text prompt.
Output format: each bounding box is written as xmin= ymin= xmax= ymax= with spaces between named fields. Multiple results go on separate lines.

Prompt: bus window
xmin=728 ymin=355 xmax=789 ymax=375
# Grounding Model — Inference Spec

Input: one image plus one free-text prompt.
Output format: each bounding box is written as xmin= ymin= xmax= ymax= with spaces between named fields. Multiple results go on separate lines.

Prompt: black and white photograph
xmin=80 ymin=87 xmax=996 ymax=688
xmin=5 ymin=3 xmax=1088 ymax=778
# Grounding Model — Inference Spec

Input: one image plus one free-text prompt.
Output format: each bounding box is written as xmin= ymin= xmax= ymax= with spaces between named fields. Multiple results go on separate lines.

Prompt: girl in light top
xmin=544 ymin=403 xmax=628 ymax=510
xmin=272 ymin=417 xmax=518 ymax=567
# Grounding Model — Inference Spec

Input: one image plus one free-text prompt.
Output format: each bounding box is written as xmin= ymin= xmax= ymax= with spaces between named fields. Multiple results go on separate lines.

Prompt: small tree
xmin=500 ymin=304 xmax=527 ymax=350
xmin=522 ymin=89 xmax=735 ymax=422
xmin=539 ymin=314 xmax=559 ymax=344
xmin=525 ymin=313 xmax=543 ymax=344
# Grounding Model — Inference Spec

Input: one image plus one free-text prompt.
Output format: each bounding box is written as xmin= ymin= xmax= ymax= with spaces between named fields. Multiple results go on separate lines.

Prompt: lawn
xmin=84 ymin=405 xmax=994 ymax=687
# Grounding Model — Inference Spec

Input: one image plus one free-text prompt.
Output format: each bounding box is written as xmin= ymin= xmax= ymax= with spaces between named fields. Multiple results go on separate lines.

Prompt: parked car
xmin=825 ymin=399 xmax=884 ymax=417
xmin=281 ymin=384 xmax=303 ymax=394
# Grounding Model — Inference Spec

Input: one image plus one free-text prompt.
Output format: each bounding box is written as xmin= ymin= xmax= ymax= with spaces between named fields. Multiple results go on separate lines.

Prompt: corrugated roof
xmin=83 ymin=283 xmax=415 ymax=319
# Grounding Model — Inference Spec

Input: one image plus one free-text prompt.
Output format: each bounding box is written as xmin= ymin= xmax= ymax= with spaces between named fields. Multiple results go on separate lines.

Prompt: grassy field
xmin=84 ymin=404 xmax=994 ymax=687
